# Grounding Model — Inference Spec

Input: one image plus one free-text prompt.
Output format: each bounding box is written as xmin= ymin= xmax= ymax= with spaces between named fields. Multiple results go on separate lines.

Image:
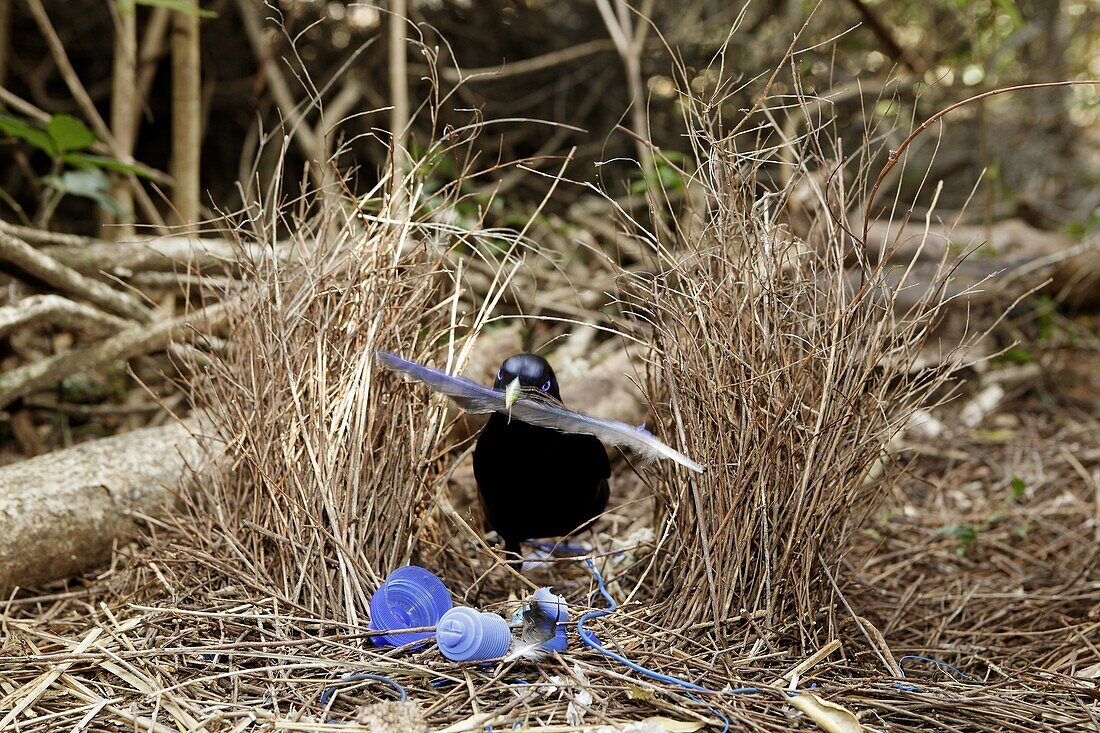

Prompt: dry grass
xmin=177 ymin=153 xmax=526 ymax=625
xmin=611 ymin=84 xmax=974 ymax=642
xmin=2 ymin=48 xmax=1099 ymax=733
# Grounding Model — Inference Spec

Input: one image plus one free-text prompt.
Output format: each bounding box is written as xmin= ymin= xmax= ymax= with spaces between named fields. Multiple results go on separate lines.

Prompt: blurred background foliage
xmin=0 ymin=0 xmax=1098 ymax=233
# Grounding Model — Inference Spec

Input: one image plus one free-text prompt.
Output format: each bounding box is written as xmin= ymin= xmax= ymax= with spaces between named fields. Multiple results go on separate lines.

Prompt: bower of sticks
xmin=3 ymin=19 xmax=1100 ymax=733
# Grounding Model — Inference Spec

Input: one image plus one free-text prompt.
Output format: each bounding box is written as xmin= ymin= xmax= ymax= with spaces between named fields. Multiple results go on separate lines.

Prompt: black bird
xmin=376 ymin=350 xmax=703 ymax=564
xmin=472 ymin=354 xmax=611 ymax=564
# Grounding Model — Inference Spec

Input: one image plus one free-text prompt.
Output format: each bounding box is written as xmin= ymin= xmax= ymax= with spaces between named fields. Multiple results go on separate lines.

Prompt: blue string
xmin=892 ymin=682 xmax=922 ymax=692
xmin=579 ymin=558 xmax=766 ymax=732
xmin=686 ymin=692 xmax=731 ymax=733
xmin=898 ymin=655 xmax=976 ymax=682
xmin=320 ymin=672 xmax=407 ymax=705
xmin=578 ymin=559 xmax=709 ymax=692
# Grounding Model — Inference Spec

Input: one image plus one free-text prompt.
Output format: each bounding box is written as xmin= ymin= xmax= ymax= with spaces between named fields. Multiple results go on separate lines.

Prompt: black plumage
xmin=472 ymin=353 xmax=611 ymax=563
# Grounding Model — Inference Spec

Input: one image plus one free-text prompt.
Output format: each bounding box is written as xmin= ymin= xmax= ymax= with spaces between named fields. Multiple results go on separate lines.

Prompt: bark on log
xmin=42 ymin=237 xmax=258 ymax=275
xmin=0 ymin=420 xmax=204 ymax=592
xmin=42 ymin=236 xmax=300 ymax=276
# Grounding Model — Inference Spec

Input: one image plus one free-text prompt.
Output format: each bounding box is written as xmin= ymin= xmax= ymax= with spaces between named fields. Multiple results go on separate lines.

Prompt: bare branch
xmin=24 ymin=0 xmax=118 ymax=147
xmin=428 ymin=39 xmax=616 ymax=83
xmin=233 ymin=0 xmax=323 ymax=186
xmin=0 ymin=300 xmax=230 ymax=410
xmin=23 ymin=0 xmax=167 ymax=229
xmin=42 ymin=234 xmax=298 ymax=275
xmin=846 ymin=0 xmax=926 ymax=75
xmin=0 ymin=294 xmax=131 ymax=339
xmin=134 ymin=6 xmax=172 ymax=133
xmin=0 ymin=229 xmax=150 ymax=321
xmin=389 ymin=0 xmax=410 ymax=194
xmin=171 ymin=0 xmax=202 ymax=225
xmin=0 ymin=219 xmax=99 ymax=247
xmin=108 ymin=0 xmax=139 ymax=239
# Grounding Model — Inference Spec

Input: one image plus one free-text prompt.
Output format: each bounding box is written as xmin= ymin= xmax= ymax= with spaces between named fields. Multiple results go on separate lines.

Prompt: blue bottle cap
xmin=368 ymin=565 xmax=453 ymax=647
xmin=437 ymin=607 xmax=512 ymax=662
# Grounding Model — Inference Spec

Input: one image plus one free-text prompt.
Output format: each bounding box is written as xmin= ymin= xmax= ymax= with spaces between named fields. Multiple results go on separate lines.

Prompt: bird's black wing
xmin=376 ymin=351 xmax=704 ymax=473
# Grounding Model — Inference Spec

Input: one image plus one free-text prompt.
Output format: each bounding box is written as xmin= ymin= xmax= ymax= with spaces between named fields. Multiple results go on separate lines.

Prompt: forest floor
xmin=1 ymin=313 xmax=1097 ymax=732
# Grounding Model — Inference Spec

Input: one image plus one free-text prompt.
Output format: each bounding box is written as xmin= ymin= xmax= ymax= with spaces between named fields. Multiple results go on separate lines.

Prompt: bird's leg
xmin=504 ymin=538 xmax=523 ymax=573
xmin=583 ymin=527 xmax=601 ymax=558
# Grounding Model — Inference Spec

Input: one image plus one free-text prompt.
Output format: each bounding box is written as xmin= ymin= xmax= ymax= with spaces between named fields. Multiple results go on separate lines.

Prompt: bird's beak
xmin=504 ymin=377 xmax=521 ymax=409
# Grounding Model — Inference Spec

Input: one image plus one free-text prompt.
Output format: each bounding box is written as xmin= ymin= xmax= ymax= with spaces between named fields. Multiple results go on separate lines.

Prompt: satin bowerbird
xmin=377 ymin=350 xmax=703 ymax=564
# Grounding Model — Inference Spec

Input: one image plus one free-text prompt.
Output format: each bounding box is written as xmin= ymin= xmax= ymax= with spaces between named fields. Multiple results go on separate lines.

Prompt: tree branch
xmin=429 ymin=39 xmax=616 ymax=83
xmin=0 ymin=294 xmax=131 ymax=339
xmin=0 ymin=299 xmax=230 ymax=410
xmin=108 ymin=0 xmax=139 ymax=239
xmin=389 ymin=0 xmax=410 ymax=212
xmin=171 ymin=0 xmax=202 ymax=225
xmin=234 ymin=0 xmax=323 ymax=187
xmin=42 ymin=234 xmax=298 ymax=275
xmin=0 ymin=229 xmax=150 ymax=322
xmin=134 ymin=6 xmax=172 ymax=133
xmin=24 ymin=0 xmax=167 ymax=230
xmin=846 ymin=0 xmax=926 ymax=75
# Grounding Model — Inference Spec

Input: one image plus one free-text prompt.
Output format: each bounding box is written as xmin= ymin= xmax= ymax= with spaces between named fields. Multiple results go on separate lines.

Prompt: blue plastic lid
xmin=532 ymin=587 xmax=568 ymax=652
xmin=533 ymin=587 xmax=567 ymax=621
xmin=368 ymin=565 xmax=453 ymax=646
xmin=437 ymin=607 xmax=512 ymax=662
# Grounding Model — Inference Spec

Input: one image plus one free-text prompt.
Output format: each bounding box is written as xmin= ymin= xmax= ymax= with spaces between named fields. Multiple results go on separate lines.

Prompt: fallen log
xmin=0 ymin=420 xmax=205 ymax=593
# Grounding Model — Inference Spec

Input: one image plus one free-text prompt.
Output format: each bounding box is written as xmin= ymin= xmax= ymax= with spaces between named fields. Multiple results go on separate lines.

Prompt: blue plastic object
xmin=532 ymin=587 xmax=568 ymax=652
xmin=436 ymin=607 xmax=512 ymax=662
xmin=368 ymin=566 xmax=452 ymax=646
xmin=320 ymin=672 xmax=407 ymax=705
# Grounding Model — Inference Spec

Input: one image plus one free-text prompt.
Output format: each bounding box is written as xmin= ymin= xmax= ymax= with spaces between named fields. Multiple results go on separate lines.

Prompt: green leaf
xmin=0 ymin=114 xmax=56 ymax=155
xmin=43 ymin=168 xmax=123 ymax=217
xmin=952 ymin=524 xmax=979 ymax=547
xmin=134 ymin=0 xmax=217 ymax=18
xmin=1010 ymin=477 xmax=1027 ymax=498
xmin=992 ymin=0 xmax=1024 ymax=27
xmin=44 ymin=167 xmax=109 ymax=197
xmin=47 ymin=114 xmax=97 ymax=153
xmin=995 ymin=346 xmax=1034 ymax=364
xmin=937 ymin=523 xmax=979 ymax=552
xmin=62 ymin=152 xmax=157 ymax=179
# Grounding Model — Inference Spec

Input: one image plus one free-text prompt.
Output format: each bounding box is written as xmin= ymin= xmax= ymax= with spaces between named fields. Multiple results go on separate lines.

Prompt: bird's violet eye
xmin=540 ymin=379 xmax=552 ymax=392
xmin=497 ymin=369 xmax=504 ymax=382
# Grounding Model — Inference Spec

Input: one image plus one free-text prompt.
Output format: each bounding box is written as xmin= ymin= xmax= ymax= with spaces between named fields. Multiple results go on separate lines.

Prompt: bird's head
xmin=493 ymin=353 xmax=561 ymax=407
